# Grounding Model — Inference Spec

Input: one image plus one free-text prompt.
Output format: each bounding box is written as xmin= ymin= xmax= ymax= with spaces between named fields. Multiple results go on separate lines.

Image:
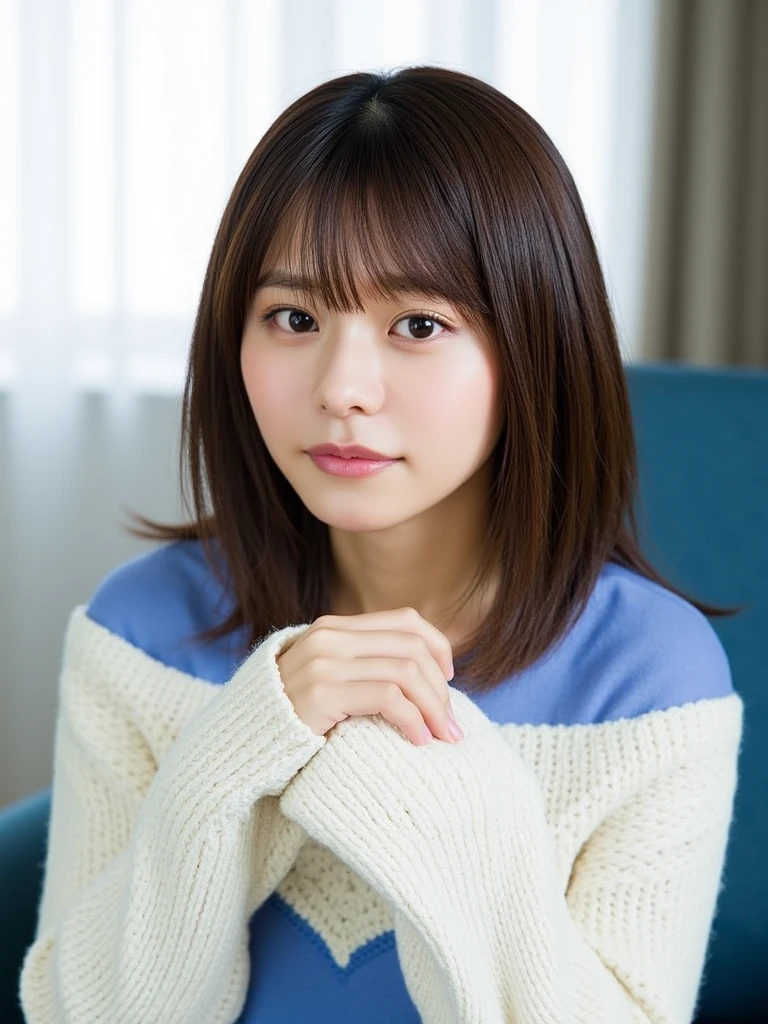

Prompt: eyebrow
xmin=254 ymin=269 xmax=435 ymax=298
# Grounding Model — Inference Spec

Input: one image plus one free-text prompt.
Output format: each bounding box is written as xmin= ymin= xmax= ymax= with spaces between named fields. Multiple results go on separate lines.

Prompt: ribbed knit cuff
xmin=158 ymin=622 xmax=326 ymax=823
xmin=278 ymin=686 xmax=504 ymax=885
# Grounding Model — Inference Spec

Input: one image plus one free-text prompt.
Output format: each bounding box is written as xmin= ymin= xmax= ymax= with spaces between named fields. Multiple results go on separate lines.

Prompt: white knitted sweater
xmin=19 ymin=606 xmax=743 ymax=1024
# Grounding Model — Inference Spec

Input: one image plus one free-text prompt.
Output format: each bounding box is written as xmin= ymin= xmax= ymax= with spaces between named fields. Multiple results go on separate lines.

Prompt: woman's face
xmin=239 ymin=258 xmax=503 ymax=535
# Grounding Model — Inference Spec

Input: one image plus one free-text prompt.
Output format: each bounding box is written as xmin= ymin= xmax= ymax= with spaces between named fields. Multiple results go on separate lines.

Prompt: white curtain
xmin=0 ymin=0 xmax=658 ymax=807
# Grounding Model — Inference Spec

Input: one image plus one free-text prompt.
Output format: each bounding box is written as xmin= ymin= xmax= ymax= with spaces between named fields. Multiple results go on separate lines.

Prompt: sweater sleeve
xmin=19 ymin=610 xmax=324 ymax=1024
xmin=277 ymin=687 xmax=744 ymax=1024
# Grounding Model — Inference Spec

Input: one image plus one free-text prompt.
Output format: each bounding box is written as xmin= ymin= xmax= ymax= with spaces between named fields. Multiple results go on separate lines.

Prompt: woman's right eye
xmin=261 ymin=307 xmax=317 ymax=333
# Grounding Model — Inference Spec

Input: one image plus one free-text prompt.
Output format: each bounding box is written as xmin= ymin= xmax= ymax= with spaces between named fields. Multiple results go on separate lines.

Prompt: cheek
xmin=240 ymin=345 xmax=294 ymax=425
xmin=410 ymin=356 xmax=498 ymax=444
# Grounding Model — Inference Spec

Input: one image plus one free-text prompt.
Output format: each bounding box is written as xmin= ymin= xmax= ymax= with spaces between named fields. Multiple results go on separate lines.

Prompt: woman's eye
xmin=392 ymin=313 xmax=449 ymax=343
xmin=261 ymin=307 xmax=450 ymax=344
xmin=268 ymin=308 xmax=317 ymax=333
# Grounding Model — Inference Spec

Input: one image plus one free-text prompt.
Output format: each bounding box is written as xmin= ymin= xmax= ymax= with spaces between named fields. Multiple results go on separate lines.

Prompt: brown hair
xmin=129 ymin=65 xmax=741 ymax=694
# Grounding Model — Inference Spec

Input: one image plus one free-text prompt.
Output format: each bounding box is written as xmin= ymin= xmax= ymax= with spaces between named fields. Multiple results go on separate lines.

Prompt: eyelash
xmin=258 ymin=305 xmax=452 ymax=346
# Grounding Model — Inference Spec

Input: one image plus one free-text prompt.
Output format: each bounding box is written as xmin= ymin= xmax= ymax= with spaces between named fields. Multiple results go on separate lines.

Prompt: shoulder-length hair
xmin=131 ymin=65 xmax=740 ymax=694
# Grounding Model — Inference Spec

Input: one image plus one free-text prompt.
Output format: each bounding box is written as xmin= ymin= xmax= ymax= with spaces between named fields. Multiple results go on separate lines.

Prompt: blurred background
xmin=0 ymin=0 xmax=766 ymax=809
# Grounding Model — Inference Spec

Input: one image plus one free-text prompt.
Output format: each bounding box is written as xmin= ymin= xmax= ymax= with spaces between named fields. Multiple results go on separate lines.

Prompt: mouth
xmin=306 ymin=451 xmax=401 ymax=477
xmin=305 ymin=445 xmax=398 ymax=461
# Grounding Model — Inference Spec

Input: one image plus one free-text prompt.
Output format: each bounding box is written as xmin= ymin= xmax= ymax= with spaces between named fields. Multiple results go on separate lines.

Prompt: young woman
xmin=20 ymin=66 xmax=743 ymax=1024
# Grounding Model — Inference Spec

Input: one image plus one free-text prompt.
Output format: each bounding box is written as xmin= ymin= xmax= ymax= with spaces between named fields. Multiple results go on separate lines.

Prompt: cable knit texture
xmin=19 ymin=605 xmax=743 ymax=1024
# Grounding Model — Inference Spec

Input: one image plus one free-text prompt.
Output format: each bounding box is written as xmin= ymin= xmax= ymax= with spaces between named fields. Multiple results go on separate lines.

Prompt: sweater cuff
xmin=277 ymin=687 xmax=520 ymax=890
xmin=162 ymin=622 xmax=326 ymax=821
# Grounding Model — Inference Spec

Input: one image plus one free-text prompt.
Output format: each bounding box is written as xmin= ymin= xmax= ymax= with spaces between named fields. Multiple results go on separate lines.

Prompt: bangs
xmin=253 ymin=133 xmax=493 ymax=331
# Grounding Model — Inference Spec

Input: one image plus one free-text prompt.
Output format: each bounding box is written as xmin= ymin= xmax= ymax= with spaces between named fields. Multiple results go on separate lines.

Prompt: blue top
xmin=86 ymin=540 xmax=733 ymax=1023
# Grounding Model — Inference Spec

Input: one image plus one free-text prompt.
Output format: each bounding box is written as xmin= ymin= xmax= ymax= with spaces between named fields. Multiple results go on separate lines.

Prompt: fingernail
xmin=420 ymin=725 xmax=434 ymax=745
xmin=447 ymin=713 xmax=464 ymax=741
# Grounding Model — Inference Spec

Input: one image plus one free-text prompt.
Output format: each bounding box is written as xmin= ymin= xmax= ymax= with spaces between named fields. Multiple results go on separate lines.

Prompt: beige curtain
xmin=640 ymin=0 xmax=768 ymax=366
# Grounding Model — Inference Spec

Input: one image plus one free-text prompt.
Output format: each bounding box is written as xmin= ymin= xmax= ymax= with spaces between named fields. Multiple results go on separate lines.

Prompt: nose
xmin=313 ymin=326 xmax=386 ymax=416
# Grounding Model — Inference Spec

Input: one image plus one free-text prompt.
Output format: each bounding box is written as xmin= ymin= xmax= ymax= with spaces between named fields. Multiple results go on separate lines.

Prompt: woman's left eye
xmin=392 ymin=312 xmax=451 ymax=343
xmin=260 ymin=307 xmax=451 ymax=345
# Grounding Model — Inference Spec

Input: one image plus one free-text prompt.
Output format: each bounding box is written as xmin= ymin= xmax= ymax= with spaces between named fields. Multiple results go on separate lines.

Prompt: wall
xmin=0 ymin=393 xmax=183 ymax=807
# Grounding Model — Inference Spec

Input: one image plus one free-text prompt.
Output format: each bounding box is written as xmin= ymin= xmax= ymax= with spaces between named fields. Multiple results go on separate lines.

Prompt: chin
xmin=303 ymin=497 xmax=411 ymax=533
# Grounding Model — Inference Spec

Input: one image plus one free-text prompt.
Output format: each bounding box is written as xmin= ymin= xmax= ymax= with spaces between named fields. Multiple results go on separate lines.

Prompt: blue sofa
xmin=1 ymin=363 xmax=766 ymax=1022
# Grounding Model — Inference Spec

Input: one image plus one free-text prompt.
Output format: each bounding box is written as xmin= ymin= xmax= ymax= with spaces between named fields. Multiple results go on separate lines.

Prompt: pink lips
xmin=307 ymin=450 xmax=401 ymax=478
xmin=306 ymin=443 xmax=394 ymax=460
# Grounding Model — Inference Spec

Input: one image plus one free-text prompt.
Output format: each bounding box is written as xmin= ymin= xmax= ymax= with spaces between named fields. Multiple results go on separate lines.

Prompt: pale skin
xmin=239 ymin=241 xmax=503 ymax=744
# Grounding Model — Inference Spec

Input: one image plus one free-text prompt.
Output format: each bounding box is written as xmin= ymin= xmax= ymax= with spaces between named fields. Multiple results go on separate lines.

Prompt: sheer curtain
xmin=0 ymin=0 xmax=658 ymax=806
xmin=640 ymin=0 xmax=768 ymax=365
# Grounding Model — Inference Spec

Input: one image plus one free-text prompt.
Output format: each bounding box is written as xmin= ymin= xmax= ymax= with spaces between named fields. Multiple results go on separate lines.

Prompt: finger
xmin=330 ymin=654 xmax=457 ymax=744
xmin=335 ymin=678 xmax=434 ymax=746
xmin=309 ymin=627 xmax=452 ymax=709
xmin=315 ymin=608 xmax=455 ymax=683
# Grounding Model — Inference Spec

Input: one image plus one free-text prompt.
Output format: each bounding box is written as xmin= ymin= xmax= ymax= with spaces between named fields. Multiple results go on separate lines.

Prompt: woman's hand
xmin=276 ymin=606 xmax=464 ymax=746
